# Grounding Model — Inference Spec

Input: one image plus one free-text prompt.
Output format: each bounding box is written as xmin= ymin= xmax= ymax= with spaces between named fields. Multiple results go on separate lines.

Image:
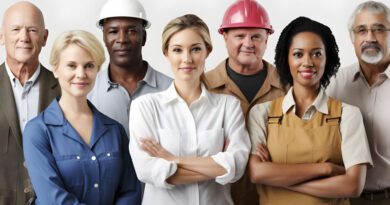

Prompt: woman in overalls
xmin=247 ymin=16 xmax=373 ymax=205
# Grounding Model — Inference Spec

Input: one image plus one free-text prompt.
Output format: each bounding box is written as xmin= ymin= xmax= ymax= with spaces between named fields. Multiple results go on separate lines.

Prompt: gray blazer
xmin=0 ymin=63 xmax=60 ymax=205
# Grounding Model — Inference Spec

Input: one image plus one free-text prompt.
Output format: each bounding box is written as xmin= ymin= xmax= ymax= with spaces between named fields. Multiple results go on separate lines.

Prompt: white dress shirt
xmin=327 ymin=63 xmax=390 ymax=190
xmin=5 ymin=62 xmax=40 ymax=131
xmin=248 ymin=88 xmax=372 ymax=170
xmin=129 ymin=83 xmax=250 ymax=205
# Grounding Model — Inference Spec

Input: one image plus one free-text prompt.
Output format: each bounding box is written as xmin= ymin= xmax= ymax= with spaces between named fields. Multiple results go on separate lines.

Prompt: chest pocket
xmin=54 ymin=154 xmax=85 ymax=187
xmin=197 ymin=129 xmax=224 ymax=156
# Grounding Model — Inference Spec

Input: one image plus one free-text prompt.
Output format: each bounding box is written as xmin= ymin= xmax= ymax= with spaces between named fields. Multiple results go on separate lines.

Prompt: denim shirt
xmin=23 ymin=98 xmax=141 ymax=205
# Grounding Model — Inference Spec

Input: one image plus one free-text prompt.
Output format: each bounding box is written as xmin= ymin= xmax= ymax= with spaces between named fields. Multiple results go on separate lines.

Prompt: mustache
xmin=361 ymin=43 xmax=382 ymax=52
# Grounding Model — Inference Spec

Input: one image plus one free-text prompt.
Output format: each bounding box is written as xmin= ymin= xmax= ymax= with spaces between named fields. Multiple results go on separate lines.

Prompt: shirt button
xmin=91 ymin=156 xmax=96 ymax=161
xmin=94 ymin=183 xmax=99 ymax=188
xmin=24 ymin=188 xmax=30 ymax=193
xmin=107 ymin=153 xmax=111 ymax=157
xmin=76 ymin=156 xmax=80 ymax=160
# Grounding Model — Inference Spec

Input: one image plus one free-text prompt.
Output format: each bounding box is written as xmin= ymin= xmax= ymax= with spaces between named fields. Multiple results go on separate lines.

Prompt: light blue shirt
xmin=5 ymin=62 xmax=40 ymax=131
xmin=88 ymin=62 xmax=172 ymax=136
xmin=23 ymin=98 xmax=142 ymax=205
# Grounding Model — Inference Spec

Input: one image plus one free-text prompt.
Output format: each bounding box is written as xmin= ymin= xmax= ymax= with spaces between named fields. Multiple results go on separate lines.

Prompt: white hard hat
xmin=97 ymin=0 xmax=151 ymax=29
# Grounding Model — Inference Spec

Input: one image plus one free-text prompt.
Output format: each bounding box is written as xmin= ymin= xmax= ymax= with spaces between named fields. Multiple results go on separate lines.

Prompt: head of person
xmin=218 ymin=0 xmax=273 ymax=71
xmin=162 ymin=14 xmax=212 ymax=84
xmin=275 ymin=16 xmax=340 ymax=89
xmin=50 ymin=30 xmax=105 ymax=98
xmin=0 ymin=1 xmax=48 ymax=66
xmin=97 ymin=0 xmax=151 ymax=68
xmin=348 ymin=1 xmax=390 ymax=65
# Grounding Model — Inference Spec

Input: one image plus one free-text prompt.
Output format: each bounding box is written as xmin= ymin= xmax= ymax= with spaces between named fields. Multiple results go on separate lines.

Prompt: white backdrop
xmin=1 ymin=0 xmax=389 ymax=77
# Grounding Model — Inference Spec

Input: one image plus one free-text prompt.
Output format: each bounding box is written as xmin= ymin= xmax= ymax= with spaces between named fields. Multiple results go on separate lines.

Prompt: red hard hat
xmin=219 ymin=0 xmax=274 ymax=34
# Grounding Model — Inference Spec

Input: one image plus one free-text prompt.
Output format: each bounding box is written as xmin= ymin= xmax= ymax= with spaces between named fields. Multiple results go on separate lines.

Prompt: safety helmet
xmin=218 ymin=0 xmax=274 ymax=34
xmin=97 ymin=0 xmax=151 ymax=29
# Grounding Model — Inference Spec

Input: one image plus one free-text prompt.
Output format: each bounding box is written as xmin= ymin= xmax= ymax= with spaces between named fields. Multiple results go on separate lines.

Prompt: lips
xmin=72 ymin=82 xmax=89 ymax=89
xmin=113 ymin=48 xmax=131 ymax=55
xmin=298 ymin=69 xmax=317 ymax=79
xmin=179 ymin=67 xmax=195 ymax=72
xmin=361 ymin=43 xmax=381 ymax=52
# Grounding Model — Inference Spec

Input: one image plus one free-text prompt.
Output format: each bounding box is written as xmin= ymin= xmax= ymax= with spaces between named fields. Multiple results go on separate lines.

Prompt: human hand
xmin=324 ymin=162 xmax=345 ymax=176
xmin=140 ymin=138 xmax=177 ymax=162
xmin=256 ymin=143 xmax=270 ymax=162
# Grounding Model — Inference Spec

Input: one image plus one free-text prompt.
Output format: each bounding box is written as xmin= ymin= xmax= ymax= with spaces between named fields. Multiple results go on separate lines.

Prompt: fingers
xmin=140 ymin=138 xmax=160 ymax=156
xmin=256 ymin=143 xmax=270 ymax=162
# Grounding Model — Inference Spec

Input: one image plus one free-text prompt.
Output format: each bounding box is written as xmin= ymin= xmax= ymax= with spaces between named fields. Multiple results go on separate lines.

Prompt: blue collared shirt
xmin=88 ymin=62 xmax=172 ymax=136
xmin=23 ymin=98 xmax=142 ymax=205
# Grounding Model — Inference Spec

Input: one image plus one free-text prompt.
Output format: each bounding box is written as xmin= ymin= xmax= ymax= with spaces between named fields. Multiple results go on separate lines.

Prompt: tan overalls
xmin=258 ymin=96 xmax=349 ymax=205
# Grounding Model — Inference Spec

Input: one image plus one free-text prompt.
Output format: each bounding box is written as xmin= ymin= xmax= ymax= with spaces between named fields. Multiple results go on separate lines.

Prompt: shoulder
xmin=23 ymin=113 xmax=48 ymax=141
xmin=341 ymin=102 xmax=362 ymax=120
xmin=249 ymin=101 xmax=272 ymax=118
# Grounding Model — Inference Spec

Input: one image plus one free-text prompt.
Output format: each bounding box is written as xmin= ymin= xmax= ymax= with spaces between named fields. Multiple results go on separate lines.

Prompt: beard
xmin=361 ymin=34 xmax=390 ymax=64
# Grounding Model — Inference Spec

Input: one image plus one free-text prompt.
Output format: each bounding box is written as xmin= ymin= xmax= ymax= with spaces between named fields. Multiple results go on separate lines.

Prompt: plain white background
xmin=1 ymin=0 xmax=389 ymax=77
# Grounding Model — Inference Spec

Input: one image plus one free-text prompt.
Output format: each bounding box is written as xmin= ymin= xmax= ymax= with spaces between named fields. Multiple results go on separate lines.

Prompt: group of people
xmin=0 ymin=0 xmax=389 ymax=205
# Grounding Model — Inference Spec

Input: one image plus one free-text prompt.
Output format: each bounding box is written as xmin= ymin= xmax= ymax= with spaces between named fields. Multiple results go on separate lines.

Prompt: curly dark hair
xmin=274 ymin=16 xmax=340 ymax=88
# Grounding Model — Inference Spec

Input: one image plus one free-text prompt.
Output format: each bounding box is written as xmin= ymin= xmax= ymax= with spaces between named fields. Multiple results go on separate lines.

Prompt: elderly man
xmin=327 ymin=1 xmax=390 ymax=205
xmin=0 ymin=1 xmax=60 ymax=205
xmin=205 ymin=0 xmax=286 ymax=204
xmin=89 ymin=0 xmax=172 ymax=136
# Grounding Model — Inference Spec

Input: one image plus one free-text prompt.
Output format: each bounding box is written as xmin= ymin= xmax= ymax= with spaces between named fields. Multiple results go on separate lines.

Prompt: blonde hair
xmin=162 ymin=14 xmax=212 ymax=55
xmin=50 ymin=30 xmax=105 ymax=70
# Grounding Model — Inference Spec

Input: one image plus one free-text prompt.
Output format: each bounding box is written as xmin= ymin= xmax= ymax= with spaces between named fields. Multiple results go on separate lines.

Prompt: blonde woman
xmin=23 ymin=30 xmax=141 ymax=204
xmin=129 ymin=14 xmax=250 ymax=205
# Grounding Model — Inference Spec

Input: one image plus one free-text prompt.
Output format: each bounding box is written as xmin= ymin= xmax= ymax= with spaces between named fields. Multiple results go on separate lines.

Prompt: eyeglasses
xmin=352 ymin=26 xmax=390 ymax=37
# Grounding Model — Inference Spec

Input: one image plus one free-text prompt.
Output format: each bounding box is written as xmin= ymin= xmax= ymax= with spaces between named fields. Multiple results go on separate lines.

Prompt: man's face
xmin=0 ymin=3 xmax=48 ymax=65
xmin=223 ymin=28 xmax=268 ymax=70
xmin=351 ymin=10 xmax=390 ymax=64
xmin=102 ymin=17 xmax=145 ymax=68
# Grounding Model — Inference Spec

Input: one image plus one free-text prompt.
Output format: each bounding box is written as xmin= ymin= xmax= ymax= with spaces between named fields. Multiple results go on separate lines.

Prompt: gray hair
xmin=348 ymin=1 xmax=390 ymax=40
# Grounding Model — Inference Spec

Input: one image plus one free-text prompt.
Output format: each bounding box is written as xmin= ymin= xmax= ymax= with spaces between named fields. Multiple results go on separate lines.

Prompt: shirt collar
xmin=205 ymin=58 xmax=284 ymax=90
xmin=43 ymin=97 xmax=115 ymax=126
xmin=352 ymin=63 xmax=390 ymax=82
xmin=103 ymin=61 xmax=158 ymax=91
xmin=161 ymin=82 xmax=216 ymax=106
xmin=282 ymin=87 xmax=329 ymax=115
xmin=5 ymin=61 xmax=41 ymax=86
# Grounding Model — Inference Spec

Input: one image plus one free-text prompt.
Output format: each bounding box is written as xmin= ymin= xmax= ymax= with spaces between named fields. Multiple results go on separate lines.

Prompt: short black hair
xmin=274 ymin=16 xmax=340 ymax=88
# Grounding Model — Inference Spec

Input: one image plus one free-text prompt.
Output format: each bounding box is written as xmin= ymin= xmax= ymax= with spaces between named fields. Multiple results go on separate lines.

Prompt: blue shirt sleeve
xmin=115 ymin=125 xmax=142 ymax=205
xmin=23 ymin=118 xmax=86 ymax=205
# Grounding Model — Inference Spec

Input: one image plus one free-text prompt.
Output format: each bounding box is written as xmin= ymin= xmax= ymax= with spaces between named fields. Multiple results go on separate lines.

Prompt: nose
xmin=303 ymin=55 xmax=314 ymax=68
xmin=19 ymin=28 xmax=31 ymax=43
xmin=117 ymin=30 xmax=128 ymax=43
xmin=183 ymin=51 xmax=193 ymax=64
xmin=243 ymin=36 xmax=254 ymax=48
xmin=365 ymin=29 xmax=378 ymax=43
xmin=76 ymin=67 xmax=87 ymax=79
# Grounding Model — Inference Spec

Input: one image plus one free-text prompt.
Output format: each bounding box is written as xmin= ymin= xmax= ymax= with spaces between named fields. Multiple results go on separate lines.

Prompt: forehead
xmin=102 ymin=17 xmax=143 ymax=28
xmin=290 ymin=32 xmax=325 ymax=49
xmin=226 ymin=27 xmax=268 ymax=35
xmin=353 ymin=10 xmax=390 ymax=27
xmin=169 ymin=29 xmax=204 ymax=45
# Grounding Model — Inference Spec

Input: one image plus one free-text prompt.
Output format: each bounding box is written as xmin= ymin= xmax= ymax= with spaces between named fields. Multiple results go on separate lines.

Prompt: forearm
xmin=248 ymin=155 xmax=334 ymax=187
xmin=176 ymin=156 xmax=227 ymax=178
xmin=287 ymin=165 xmax=366 ymax=198
xmin=166 ymin=167 xmax=212 ymax=185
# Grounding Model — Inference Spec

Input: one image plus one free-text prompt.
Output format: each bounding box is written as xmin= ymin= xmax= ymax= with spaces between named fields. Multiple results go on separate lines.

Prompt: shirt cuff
xmin=153 ymin=159 xmax=178 ymax=189
xmin=211 ymin=152 xmax=235 ymax=185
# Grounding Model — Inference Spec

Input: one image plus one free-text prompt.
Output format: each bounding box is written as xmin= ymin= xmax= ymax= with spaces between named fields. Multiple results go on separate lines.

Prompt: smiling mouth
xmin=298 ymin=70 xmax=317 ymax=79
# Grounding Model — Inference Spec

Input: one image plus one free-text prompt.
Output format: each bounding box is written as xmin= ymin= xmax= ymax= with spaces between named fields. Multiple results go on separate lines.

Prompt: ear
xmin=0 ymin=28 xmax=4 ymax=45
xmin=142 ymin=29 xmax=146 ymax=46
xmin=42 ymin=29 xmax=49 ymax=47
xmin=223 ymin=32 xmax=228 ymax=43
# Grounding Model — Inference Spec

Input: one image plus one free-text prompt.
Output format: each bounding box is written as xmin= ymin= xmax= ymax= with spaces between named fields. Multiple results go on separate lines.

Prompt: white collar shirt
xmin=129 ymin=82 xmax=250 ymax=205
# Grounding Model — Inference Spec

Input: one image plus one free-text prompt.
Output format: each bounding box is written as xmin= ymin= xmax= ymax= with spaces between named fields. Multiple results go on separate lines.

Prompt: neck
xmin=228 ymin=58 xmax=264 ymax=75
xmin=109 ymin=60 xmax=146 ymax=82
xmin=58 ymin=94 xmax=91 ymax=117
xmin=359 ymin=59 xmax=389 ymax=85
xmin=174 ymin=79 xmax=202 ymax=106
xmin=6 ymin=57 xmax=39 ymax=86
xmin=292 ymin=84 xmax=320 ymax=117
